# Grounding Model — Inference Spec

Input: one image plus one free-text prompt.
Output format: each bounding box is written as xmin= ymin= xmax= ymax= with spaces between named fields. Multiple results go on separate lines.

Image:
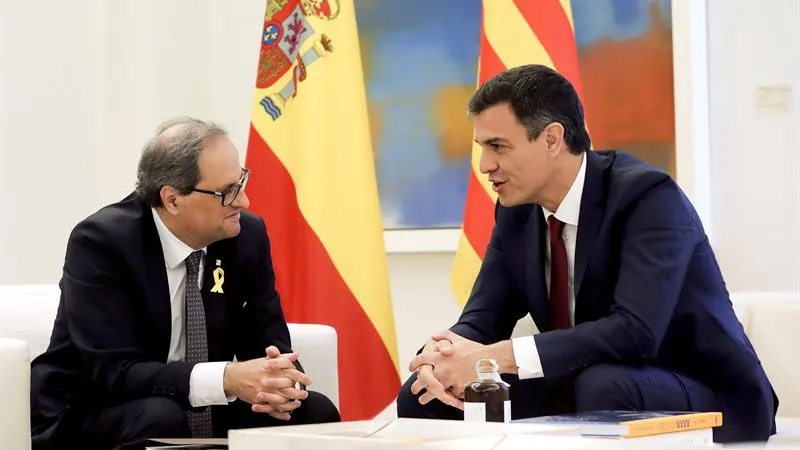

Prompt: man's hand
xmin=411 ymin=363 xmax=464 ymax=410
xmin=406 ymin=333 xmax=463 ymax=409
xmin=223 ymin=358 xmax=272 ymax=405
xmin=223 ymin=348 xmax=311 ymax=421
xmin=255 ymin=346 xmax=311 ymax=420
xmin=253 ymin=354 xmax=310 ymax=420
xmin=409 ymin=330 xmax=488 ymax=399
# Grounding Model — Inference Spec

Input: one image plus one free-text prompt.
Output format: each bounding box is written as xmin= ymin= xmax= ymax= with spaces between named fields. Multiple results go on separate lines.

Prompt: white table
xmin=228 ymin=418 xmax=714 ymax=450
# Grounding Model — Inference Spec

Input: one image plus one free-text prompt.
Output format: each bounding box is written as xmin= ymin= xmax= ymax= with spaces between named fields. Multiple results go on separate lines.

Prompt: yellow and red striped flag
xmin=451 ymin=0 xmax=588 ymax=308
xmin=243 ymin=0 xmax=399 ymax=420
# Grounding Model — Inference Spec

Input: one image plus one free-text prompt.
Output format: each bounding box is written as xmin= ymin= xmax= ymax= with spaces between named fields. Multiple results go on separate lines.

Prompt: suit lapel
xmin=142 ymin=210 xmax=172 ymax=357
xmin=574 ymin=151 xmax=606 ymax=299
xmin=525 ymin=207 xmax=551 ymax=332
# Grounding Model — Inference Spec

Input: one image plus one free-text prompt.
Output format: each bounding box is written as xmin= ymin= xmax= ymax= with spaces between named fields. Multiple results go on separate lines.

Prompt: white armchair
xmin=286 ymin=323 xmax=339 ymax=408
xmin=728 ymin=290 xmax=800 ymax=440
xmin=0 ymin=284 xmax=340 ymax=407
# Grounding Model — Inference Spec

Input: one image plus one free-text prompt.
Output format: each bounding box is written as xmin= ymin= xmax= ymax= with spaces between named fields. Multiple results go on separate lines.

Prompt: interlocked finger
xmin=251 ymin=402 xmax=293 ymax=420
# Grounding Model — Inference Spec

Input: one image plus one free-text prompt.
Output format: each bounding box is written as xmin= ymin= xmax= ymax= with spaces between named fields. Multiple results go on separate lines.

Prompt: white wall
xmin=0 ymin=0 xmax=798 ymax=382
xmin=706 ymin=0 xmax=800 ymax=292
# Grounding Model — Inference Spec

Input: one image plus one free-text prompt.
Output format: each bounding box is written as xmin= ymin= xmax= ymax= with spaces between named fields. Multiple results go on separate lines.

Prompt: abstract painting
xmin=355 ymin=0 xmax=675 ymax=230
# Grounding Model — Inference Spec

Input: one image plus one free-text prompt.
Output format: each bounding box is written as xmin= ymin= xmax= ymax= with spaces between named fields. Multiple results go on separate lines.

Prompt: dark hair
xmin=135 ymin=116 xmax=228 ymax=207
xmin=467 ymin=64 xmax=590 ymax=154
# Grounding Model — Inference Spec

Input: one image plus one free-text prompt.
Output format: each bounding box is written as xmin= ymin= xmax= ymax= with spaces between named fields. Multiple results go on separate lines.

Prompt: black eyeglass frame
xmin=192 ymin=168 xmax=251 ymax=207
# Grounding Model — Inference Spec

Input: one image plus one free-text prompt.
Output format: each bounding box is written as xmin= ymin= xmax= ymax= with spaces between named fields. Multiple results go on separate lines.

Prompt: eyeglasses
xmin=192 ymin=168 xmax=250 ymax=207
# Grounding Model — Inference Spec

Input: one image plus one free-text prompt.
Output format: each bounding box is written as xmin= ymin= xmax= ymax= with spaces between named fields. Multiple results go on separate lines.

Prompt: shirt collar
xmin=151 ymin=208 xmax=206 ymax=269
xmin=542 ymin=152 xmax=587 ymax=226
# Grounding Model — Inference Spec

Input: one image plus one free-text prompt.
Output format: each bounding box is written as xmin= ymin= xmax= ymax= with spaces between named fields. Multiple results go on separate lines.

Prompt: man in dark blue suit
xmin=397 ymin=64 xmax=778 ymax=443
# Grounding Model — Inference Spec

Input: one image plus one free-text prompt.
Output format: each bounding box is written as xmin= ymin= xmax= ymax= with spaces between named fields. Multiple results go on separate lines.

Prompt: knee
xmin=573 ymin=364 xmax=640 ymax=412
xmin=136 ymin=397 xmax=189 ymax=438
xmin=396 ymin=373 xmax=423 ymax=418
xmin=303 ymin=391 xmax=341 ymax=423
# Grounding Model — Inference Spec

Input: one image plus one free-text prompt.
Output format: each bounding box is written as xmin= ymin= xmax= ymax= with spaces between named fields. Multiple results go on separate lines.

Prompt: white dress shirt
xmin=151 ymin=208 xmax=234 ymax=407
xmin=511 ymin=153 xmax=586 ymax=379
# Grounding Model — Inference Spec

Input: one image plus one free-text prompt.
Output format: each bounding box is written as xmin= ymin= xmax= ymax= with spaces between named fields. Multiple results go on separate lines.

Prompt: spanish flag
xmin=451 ymin=0 xmax=587 ymax=308
xmin=244 ymin=0 xmax=399 ymax=420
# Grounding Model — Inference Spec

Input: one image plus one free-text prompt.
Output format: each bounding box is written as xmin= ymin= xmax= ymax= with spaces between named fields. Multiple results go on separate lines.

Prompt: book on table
xmin=512 ymin=410 xmax=722 ymax=438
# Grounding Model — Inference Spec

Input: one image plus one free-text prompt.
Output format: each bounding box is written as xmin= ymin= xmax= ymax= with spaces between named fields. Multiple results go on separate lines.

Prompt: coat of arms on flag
xmin=258 ymin=0 xmax=339 ymax=120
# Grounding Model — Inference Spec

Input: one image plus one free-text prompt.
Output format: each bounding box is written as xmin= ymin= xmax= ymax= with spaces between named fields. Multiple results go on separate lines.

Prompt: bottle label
xmin=463 ymin=402 xmax=485 ymax=422
xmin=463 ymin=401 xmax=511 ymax=423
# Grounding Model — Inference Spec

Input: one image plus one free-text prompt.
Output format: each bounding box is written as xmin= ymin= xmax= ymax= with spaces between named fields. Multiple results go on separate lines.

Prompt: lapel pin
xmin=211 ymin=266 xmax=225 ymax=294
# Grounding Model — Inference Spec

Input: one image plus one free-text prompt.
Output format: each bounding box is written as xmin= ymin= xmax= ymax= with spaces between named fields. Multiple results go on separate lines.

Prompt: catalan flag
xmin=244 ymin=0 xmax=399 ymax=420
xmin=451 ymin=0 xmax=588 ymax=307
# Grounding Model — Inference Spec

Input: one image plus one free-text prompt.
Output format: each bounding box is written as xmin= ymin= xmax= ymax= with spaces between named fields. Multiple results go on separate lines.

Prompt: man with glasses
xmin=30 ymin=117 xmax=340 ymax=450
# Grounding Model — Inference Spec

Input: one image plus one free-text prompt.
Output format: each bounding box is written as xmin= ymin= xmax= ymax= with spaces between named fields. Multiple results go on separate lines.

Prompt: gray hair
xmin=135 ymin=116 xmax=228 ymax=207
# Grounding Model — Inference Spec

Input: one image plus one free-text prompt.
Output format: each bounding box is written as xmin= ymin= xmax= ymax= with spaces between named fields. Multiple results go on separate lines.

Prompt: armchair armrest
xmin=287 ymin=323 xmax=339 ymax=409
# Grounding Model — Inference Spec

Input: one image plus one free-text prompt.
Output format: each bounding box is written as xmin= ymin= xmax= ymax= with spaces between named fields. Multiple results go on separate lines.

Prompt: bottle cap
xmin=474 ymin=358 xmax=503 ymax=382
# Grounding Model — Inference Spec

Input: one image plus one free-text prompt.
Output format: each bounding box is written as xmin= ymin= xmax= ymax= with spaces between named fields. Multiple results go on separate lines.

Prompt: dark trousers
xmin=78 ymin=391 xmax=340 ymax=450
xmin=397 ymin=364 xmax=720 ymax=436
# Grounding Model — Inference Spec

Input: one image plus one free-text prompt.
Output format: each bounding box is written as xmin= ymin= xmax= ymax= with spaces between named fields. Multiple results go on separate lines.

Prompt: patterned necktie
xmin=547 ymin=216 xmax=571 ymax=330
xmin=184 ymin=250 xmax=213 ymax=437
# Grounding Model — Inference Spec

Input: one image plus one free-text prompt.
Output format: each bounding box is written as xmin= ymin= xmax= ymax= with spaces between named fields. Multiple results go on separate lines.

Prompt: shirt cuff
xmin=511 ymin=336 xmax=545 ymax=379
xmin=188 ymin=361 xmax=237 ymax=407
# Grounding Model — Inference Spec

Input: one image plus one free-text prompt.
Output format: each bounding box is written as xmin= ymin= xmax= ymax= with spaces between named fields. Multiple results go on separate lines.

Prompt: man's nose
xmin=478 ymin=148 xmax=497 ymax=175
xmin=233 ymin=190 xmax=250 ymax=209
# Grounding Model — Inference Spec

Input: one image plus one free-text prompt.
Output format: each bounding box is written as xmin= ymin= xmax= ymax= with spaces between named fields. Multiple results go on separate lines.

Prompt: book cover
xmin=513 ymin=410 xmax=723 ymax=438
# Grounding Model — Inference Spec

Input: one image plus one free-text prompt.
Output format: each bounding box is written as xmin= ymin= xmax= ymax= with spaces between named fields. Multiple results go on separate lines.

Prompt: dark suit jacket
xmin=30 ymin=193 xmax=296 ymax=448
xmin=451 ymin=150 xmax=777 ymax=442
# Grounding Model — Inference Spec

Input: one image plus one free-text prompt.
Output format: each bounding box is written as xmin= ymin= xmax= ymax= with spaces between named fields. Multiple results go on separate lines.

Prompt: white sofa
xmin=0 ymin=284 xmax=340 ymax=408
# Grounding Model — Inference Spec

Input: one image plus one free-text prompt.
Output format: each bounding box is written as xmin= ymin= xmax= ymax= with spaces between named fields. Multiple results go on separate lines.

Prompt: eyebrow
xmin=208 ymin=178 xmax=237 ymax=192
xmin=475 ymin=136 xmax=511 ymax=146
xmin=218 ymin=170 xmax=246 ymax=191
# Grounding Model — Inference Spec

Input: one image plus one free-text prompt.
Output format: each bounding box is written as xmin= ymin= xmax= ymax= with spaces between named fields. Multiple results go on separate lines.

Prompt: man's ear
xmin=160 ymin=186 xmax=181 ymax=215
xmin=543 ymin=122 xmax=565 ymax=154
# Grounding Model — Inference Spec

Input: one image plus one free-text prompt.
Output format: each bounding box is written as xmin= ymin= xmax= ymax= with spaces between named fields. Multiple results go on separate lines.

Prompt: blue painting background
xmin=355 ymin=0 xmax=674 ymax=230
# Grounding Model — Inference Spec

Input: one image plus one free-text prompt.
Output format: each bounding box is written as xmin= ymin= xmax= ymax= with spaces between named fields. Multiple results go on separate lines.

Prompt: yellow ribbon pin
xmin=211 ymin=267 xmax=225 ymax=293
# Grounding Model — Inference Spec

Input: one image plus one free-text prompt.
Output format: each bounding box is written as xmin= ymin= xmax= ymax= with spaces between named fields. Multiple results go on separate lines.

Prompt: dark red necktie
xmin=548 ymin=215 xmax=571 ymax=330
xmin=547 ymin=215 xmax=574 ymax=414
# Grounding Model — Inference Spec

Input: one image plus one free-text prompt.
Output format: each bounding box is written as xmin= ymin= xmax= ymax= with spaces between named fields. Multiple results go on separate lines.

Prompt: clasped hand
xmin=224 ymin=345 xmax=311 ymax=420
xmin=407 ymin=330 xmax=486 ymax=410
